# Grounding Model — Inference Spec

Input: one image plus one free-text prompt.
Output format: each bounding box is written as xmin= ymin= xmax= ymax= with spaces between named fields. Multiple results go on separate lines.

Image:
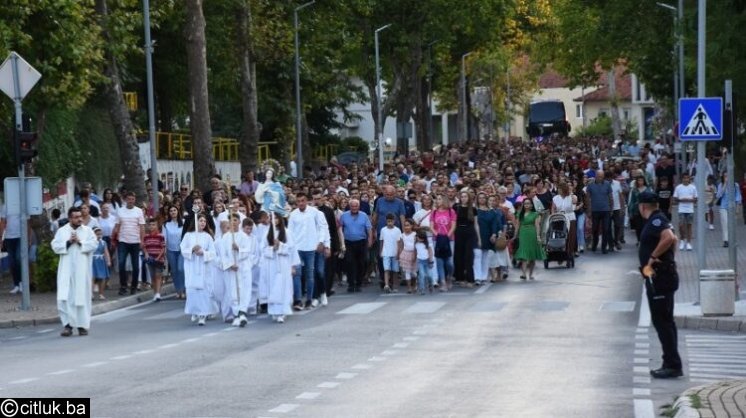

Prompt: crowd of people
xmin=2 ymin=135 xmax=745 ymax=336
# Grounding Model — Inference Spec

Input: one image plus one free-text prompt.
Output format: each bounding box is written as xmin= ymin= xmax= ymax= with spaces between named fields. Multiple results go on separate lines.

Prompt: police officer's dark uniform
xmin=637 ymin=191 xmax=682 ymax=378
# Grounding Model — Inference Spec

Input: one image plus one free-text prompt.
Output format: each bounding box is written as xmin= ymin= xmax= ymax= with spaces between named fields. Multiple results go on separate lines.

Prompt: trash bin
xmin=700 ymin=269 xmax=736 ymax=316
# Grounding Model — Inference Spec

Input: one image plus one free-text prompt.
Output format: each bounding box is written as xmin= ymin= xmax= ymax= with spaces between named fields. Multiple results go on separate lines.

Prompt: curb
xmin=0 ymin=283 xmax=175 ymax=329
xmin=672 ymin=385 xmax=703 ymax=418
xmin=674 ymin=315 xmax=746 ymax=334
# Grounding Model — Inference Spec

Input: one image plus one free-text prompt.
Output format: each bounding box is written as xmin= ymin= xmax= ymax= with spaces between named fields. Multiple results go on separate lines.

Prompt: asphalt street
xmin=1 ymin=248 xmax=656 ymax=418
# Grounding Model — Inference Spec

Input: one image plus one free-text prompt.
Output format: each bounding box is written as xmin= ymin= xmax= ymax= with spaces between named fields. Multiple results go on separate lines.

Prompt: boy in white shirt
xmin=673 ymin=173 xmax=698 ymax=251
xmin=379 ymin=213 xmax=403 ymax=293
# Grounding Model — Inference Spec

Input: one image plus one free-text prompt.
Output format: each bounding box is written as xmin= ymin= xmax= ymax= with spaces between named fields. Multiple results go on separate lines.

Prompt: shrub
xmin=34 ymin=241 xmax=59 ymax=293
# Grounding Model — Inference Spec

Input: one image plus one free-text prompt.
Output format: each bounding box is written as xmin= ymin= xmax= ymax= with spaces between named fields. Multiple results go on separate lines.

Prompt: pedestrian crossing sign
xmin=679 ymin=97 xmax=723 ymax=141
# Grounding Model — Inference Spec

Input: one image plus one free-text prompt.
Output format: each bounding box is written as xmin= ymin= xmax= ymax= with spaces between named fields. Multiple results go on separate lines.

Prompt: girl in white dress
xmin=181 ymin=214 xmax=216 ymax=326
xmin=261 ymin=215 xmax=300 ymax=323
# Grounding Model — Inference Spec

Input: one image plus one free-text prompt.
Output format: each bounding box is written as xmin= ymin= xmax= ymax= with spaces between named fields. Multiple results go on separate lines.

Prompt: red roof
xmin=538 ymin=68 xmax=570 ymax=89
xmin=573 ymin=67 xmax=632 ymax=102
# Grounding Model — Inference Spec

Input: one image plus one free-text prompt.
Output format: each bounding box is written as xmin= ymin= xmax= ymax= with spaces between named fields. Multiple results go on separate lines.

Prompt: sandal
xmin=98 ymin=294 xmax=106 ymax=300
xmin=520 ymin=275 xmax=527 ymax=280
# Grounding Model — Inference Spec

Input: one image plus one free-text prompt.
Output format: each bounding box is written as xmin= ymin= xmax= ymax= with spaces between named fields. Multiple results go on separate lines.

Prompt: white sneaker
xmin=197 ymin=315 xmax=206 ymax=326
xmin=709 ymin=224 xmax=715 ymax=230
xmin=686 ymin=243 xmax=693 ymax=251
xmin=311 ymin=299 xmax=319 ymax=308
xmin=153 ymin=293 xmax=161 ymax=302
xmin=231 ymin=317 xmax=242 ymax=327
xmin=239 ymin=314 xmax=248 ymax=328
xmin=9 ymin=286 xmax=20 ymax=294
xmin=319 ymin=293 xmax=328 ymax=307
xmin=679 ymin=241 xmax=685 ymax=251
xmin=276 ymin=315 xmax=285 ymax=323
xmin=191 ymin=315 xmax=198 ymax=322
xmin=93 ymin=284 xmax=99 ymax=293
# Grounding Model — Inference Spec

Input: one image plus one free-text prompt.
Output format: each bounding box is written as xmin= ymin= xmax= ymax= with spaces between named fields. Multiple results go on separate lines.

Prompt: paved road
xmin=2 ymin=248 xmax=649 ymax=418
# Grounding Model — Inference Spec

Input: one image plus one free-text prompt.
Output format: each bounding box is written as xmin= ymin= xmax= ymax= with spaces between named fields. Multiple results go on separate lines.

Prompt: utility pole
xmin=375 ymin=23 xmax=392 ymax=173
xmin=724 ymin=80 xmax=737 ymax=285
xmin=695 ymin=0 xmax=707 ymax=282
xmin=143 ymin=0 xmax=158 ymax=211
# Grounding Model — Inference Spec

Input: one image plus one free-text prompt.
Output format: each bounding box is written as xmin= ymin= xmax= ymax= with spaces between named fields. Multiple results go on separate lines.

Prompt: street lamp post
xmin=656 ymin=2 xmax=679 ymax=179
xmin=461 ymin=51 xmax=473 ymax=142
xmin=375 ymin=23 xmax=392 ymax=173
xmin=294 ymin=0 xmax=315 ymax=179
xmin=427 ymin=40 xmax=437 ymax=149
xmin=143 ymin=0 xmax=158 ymax=213
xmin=695 ymin=0 xmax=707 ymax=279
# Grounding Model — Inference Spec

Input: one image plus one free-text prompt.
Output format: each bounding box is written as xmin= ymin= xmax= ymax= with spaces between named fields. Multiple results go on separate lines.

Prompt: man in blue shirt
xmin=585 ymin=170 xmax=613 ymax=253
xmin=339 ymin=200 xmax=373 ymax=292
xmin=371 ymin=185 xmax=406 ymax=286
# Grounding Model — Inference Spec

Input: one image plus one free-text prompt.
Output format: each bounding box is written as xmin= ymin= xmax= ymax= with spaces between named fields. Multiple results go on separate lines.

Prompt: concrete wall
xmin=137 ymin=142 xmax=241 ymax=191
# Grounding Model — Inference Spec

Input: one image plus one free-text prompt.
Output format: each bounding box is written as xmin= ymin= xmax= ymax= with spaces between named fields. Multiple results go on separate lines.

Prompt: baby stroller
xmin=544 ymin=213 xmax=574 ymax=269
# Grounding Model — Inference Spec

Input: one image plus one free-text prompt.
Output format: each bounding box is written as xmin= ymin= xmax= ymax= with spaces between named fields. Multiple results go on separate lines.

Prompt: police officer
xmin=637 ymin=191 xmax=683 ymax=379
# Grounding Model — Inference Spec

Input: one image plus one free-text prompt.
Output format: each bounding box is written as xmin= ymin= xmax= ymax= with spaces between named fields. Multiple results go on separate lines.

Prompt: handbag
xmin=494 ymin=232 xmax=508 ymax=251
xmin=434 ymin=235 xmax=452 ymax=258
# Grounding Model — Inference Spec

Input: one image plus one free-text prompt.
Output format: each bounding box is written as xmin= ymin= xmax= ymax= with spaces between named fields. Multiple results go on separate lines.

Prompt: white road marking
xmin=474 ymin=282 xmax=492 ymax=294
xmin=47 ymin=369 xmax=74 ymax=376
xmin=336 ymin=302 xmax=387 ymax=315
xmin=181 ymin=338 xmax=199 ymax=343
xmin=9 ymin=377 xmax=38 ymax=385
xmin=689 ymin=372 xmax=746 ymax=380
xmin=637 ymin=284 xmax=650 ymax=328
xmin=158 ymin=343 xmax=179 ymax=350
xmin=635 ymin=335 xmax=647 ymax=340
xmin=335 ymin=373 xmax=357 ymax=379
xmin=634 ymin=358 xmax=649 ymax=364
xmin=381 ymin=350 xmax=399 ymax=356
xmin=222 ymin=327 xmax=237 ymax=332
xmin=203 ymin=332 xmax=218 ymax=337
xmin=8 ymin=336 xmax=26 ymax=341
xmin=403 ymin=302 xmax=446 ymax=314
xmin=37 ymin=328 xmax=54 ymax=334
xmin=635 ymin=343 xmax=650 ymax=349
xmin=82 ymin=361 xmax=108 ymax=368
xmin=636 ymin=328 xmax=648 ymax=334
xmin=144 ymin=308 xmax=185 ymax=320
xmin=403 ymin=336 xmax=420 ymax=341
xmin=133 ymin=349 xmax=155 ymax=355
xmin=111 ymin=355 xmax=132 ymax=360
xmin=634 ymin=350 xmax=649 ymax=356
xmin=413 ymin=330 xmax=430 ymax=335
xmin=392 ymin=342 xmax=409 ymax=349
xmin=351 ymin=363 xmax=372 ymax=370
xmin=633 ymin=376 xmax=651 ymax=384
xmin=296 ymin=392 xmax=320 ymax=400
xmin=633 ymin=399 xmax=655 ymax=418
xmin=599 ymin=301 xmax=636 ymax=312
xmin=688 ymin=358 xmax=746 ymax=365
xmin=633 ymin=388 xmax=651 ymax=396
xmin=268 ymin=404 xmax=299 ymax=413
xmin=689 ymin=366 xmax=746 ymax=375
xmin=368 ymin=357 xmax=386 ymax=362
xmin=633 ymin=366 xmax=649 ymax=374
xmin=317 ymin=382 xmax=340 ymax=388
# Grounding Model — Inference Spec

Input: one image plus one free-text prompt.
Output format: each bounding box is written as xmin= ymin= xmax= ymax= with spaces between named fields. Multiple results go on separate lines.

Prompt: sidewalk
xmin=0 ymin=270 xmax=175 ymax=328
xmin=673 ymin=380 xmax=746 ymax=418
xmin=672 ymin=208 xmax=746 ymax=333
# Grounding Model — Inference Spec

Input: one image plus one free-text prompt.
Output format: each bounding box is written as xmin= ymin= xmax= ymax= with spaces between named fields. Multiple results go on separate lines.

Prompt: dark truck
xmin=526 ymin=100 xmax=571 ymax=138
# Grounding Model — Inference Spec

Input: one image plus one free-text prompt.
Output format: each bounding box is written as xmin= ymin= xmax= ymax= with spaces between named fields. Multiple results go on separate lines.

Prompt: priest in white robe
xmin=181 ymin=214 xmax=216 ymax=326
xmin=52 ymin=207 xmax=98 ymax=336
xmin=221 ymin=214 xmax=255 ymax=327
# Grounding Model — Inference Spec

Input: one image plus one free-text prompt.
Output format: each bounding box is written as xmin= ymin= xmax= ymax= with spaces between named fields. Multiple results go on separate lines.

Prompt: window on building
xmin=623 ymin=108 xmax=631 ymax=120
xmin=599 ymin=108 xmax=609 ymax=118
xmin=575 ymin=104 xmax=583 ymax=119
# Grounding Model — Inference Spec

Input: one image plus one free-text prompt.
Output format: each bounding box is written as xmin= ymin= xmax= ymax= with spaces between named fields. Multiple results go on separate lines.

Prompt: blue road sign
xmin=679 ymin=97 xmax=723 ymax=141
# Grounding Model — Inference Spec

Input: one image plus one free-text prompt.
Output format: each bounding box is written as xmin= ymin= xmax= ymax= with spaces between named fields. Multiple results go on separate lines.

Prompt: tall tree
xmin=95 ymin=0 xmax=146 ymax=201
xmin=236 ymin=0 xmax=260 ymax=174
xmin=184 ymin=0 xmax=215 ymax=191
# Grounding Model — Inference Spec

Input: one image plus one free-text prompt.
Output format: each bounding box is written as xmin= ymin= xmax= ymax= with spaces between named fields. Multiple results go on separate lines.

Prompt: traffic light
xmin=18 ymin=131 xmax=38 ymax=162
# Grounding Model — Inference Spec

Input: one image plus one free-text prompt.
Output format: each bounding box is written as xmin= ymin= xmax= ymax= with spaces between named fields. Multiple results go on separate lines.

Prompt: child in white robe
xmin=261 ymin=214 xmax=299 ymax=323
xmin=212 ymin=221 xmax=231 ymax=321
xmin=242 ymin=218 xmax=262 ymax=315
xmin=221 ymin=214 xmax=255 ymax=327
xmin=181 ymin=214 xmax=216 ymax=326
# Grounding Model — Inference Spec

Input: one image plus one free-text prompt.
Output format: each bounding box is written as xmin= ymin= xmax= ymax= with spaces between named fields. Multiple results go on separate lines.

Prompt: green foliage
xmin=74 ymin=100 xmax=122 ymax=189
xmin=575 ymin=114 xmax=639 ymax=140
xmin=34 ymin=240 xmax=59 ymax=293
xmin=35 ymin=108 xmax=84 ymax=188
xmin=341 ymin=136 xmax=369 ymax=154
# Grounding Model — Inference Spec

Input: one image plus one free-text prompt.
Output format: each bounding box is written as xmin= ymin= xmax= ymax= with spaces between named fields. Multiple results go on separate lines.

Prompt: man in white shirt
xmin=610 ymin=173 xmax=625 ymax=249
xmin=288 ymin=192 xmax=330 ymax=309
xmin=673 ymin=173 xmax=697 ymax=251
xmin=112 ymin=192 xmax=146 ymax=295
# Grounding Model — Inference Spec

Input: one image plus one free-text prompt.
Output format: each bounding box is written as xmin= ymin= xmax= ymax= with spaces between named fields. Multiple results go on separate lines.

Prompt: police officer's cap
xmin=638 ymin=191 xmax=658 ymax=204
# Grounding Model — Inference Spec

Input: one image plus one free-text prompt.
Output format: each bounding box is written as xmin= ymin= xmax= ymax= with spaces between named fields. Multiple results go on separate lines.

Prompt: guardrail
xmin=123 ymin=92 xmax=138 ymax=111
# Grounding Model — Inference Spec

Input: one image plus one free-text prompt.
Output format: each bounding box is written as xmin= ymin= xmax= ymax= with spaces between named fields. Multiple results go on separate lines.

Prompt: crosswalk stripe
xmin=336 ymin=302 xmax=387 ymax=315
xmin=403 ymin=302 xmax=445 ymax=314
xmin=689 ymin=367 xmax=746 ymax=374
xmin=689 ymin=372 xmax=746 ymax=380
xmin=599 ymin=301 xmax=636 ymax=312
xmin=688 ymin=358 xmax=746 ymax=365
